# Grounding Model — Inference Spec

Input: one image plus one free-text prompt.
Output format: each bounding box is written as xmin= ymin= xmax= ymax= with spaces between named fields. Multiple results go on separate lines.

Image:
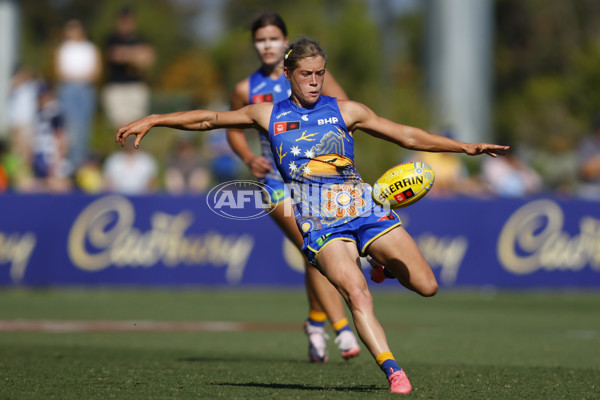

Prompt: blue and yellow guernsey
xmin=268 ymin=95 xmax=374 ymax=233
xmin=248 ymin=70 xmax=291 ymax=184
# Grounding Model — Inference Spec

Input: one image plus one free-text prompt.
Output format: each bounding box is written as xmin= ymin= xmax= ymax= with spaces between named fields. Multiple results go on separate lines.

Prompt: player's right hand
xmin=247 ymin=155 xmax=273 ymax=178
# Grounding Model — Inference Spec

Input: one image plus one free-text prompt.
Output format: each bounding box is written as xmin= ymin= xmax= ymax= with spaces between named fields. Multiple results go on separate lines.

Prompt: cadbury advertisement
xmin=0 ymin=192 xmax=598 ymax=288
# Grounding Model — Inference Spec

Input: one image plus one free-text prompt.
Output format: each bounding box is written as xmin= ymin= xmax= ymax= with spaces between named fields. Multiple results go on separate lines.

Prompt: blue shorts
xmin=260 ymin=176 xmax=289 ymax=207
xmin=302 ymin=208 xmax=402 ymax=266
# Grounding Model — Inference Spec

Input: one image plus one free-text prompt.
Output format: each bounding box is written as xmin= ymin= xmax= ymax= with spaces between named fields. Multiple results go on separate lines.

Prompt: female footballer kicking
xmin=226 ymin=12 xmax=360 ymax=364
xmin=116 ymin=38 xmax=508 ymax=394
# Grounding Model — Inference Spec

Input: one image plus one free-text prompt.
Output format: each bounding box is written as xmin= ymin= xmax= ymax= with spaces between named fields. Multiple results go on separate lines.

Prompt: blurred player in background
xmin=227 ymin=12 xmax=360 ymax=364
xmin=115 ymin=37 xmax=508 ymax=394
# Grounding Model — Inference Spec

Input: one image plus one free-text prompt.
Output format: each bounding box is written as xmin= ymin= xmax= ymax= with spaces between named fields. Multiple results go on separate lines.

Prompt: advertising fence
xmin=0 ymin=193 xmax=598 ymax=288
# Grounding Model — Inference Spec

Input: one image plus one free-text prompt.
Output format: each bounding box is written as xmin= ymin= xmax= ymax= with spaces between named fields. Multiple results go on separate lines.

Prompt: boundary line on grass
xmin=0 ymin=320 xmax=300 ymax=332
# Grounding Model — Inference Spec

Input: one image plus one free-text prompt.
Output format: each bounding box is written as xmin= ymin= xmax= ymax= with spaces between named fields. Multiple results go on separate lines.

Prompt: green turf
xmin=1 ymin=288 xmax=599 ymax=399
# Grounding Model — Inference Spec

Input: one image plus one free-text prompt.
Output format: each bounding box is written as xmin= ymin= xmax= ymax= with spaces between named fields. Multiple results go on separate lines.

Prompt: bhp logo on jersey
xmin=206 ymin=180 xmax=275 ymax=220
xmin=274 ymin=121 xmax=301 ymax=134
xmin=318 ymin=117 xmax=338 ymax=125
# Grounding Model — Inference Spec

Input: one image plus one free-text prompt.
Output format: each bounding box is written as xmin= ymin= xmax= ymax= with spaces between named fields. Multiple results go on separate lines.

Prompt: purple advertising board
xmin=0 ymin=193 xmax=598 ymax=288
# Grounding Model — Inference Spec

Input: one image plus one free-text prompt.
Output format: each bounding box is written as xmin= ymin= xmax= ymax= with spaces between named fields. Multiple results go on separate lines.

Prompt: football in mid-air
xmin=372 ymin=162 xmax=435 ymax=209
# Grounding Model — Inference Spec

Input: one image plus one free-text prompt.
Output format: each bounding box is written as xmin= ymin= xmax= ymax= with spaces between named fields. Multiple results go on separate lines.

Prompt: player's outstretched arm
xmin=340 ymin=100 xmax=509 ymax=157
xmin=116 ymin=103 xmax=273 ymax=149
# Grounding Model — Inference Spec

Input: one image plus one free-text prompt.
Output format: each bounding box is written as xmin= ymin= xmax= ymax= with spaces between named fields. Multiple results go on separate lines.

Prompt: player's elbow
xmin=398 ymin=133 xmax=418 ymax=150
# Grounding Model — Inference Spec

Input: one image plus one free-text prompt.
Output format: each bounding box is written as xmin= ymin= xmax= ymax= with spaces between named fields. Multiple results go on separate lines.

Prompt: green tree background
xmin=12 ymin=0 xmax=600 ymax=189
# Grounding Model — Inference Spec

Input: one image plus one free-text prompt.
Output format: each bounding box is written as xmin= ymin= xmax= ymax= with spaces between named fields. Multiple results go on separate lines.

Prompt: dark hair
xmin=283 ymin=38 xmax=327 ymax=72
xmin=251 ymin=12 xmax=287 ymax=38
xmin=119 ymin=5 xmax=134 ymax=17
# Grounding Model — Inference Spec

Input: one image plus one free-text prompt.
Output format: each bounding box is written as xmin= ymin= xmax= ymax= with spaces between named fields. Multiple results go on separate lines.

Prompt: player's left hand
xmin=464 ymin=143 xmax=510 ymax=157
xmin=115 ymin=117 xmax=154 ymax=148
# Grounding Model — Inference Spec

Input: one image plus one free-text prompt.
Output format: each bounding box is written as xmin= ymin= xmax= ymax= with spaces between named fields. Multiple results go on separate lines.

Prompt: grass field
xmin=1 ymin=288 xmax=599 ymax=399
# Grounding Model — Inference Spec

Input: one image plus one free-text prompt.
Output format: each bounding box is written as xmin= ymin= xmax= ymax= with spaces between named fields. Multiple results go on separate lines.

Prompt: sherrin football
xmin=372 ymin=162 xmax=435 ymax=209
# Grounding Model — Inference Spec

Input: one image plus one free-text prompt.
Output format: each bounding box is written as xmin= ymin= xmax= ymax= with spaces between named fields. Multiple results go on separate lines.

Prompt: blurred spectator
xmin=55 ymin=19 xmax=102 ymax=170
xmin=576 ymin=113 xmax=600 ymax=200
xmin=0 ymin=139 xmax=34 ymax=192
xmin=164 ymin=135 xmax=210 ymax=194
xmin=103 ymin=141 xmax=158 ymax=195
xmin=31 ymin=81 xmax=72 ymax=193
xmin=481 ymin=150 xmax=542 ymax=198
xmin=102 ymin=6 xmax=155 ymax=129
xmin=7 ymin=65 xmax=38 ymax=165
xmin=532 ymin=135 xmax=578 ymax=196
xmin=74 ymin=151 xmax=104 ymax=194
xmin=207 ymin=129 xmax=244 ymax=183
xmin=0 ymin=140 xmax=9 ymax=192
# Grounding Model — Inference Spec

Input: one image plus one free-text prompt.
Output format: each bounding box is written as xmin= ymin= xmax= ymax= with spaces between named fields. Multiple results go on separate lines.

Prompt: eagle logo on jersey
xmin=304 ymin=154 xmax=354 ymax=177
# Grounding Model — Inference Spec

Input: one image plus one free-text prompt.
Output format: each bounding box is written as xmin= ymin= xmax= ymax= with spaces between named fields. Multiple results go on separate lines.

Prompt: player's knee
xmin=345 ymin=285 xmax=373 ymax=312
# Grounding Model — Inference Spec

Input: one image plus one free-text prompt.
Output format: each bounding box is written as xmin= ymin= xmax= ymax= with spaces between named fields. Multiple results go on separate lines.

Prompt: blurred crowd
xmin=0 ymin=7 xmax=599 ymax=199
xmin=0 ymin=7 xmax=242 ymax=196
xmin=398 ymin=122 xmax=599 ymax=200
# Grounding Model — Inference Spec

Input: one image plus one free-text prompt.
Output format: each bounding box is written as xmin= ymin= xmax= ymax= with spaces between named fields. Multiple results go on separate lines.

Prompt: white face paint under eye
xmin=254 ymin=39 xmax=285 ymax=51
